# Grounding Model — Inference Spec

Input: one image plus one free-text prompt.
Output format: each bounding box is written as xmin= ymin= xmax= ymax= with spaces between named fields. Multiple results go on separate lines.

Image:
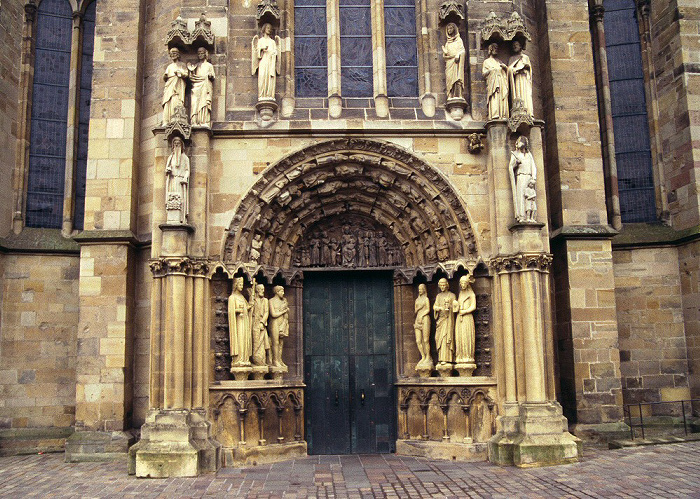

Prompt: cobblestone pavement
xmin=1 ymin=442 xmax=699 ymax=498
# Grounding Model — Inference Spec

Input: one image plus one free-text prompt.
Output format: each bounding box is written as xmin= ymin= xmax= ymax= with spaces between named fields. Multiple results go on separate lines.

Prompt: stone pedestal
xmin=251 ymin=365 xmax=269 ymax=380
xmin=255 ymin=98 xmax=277 ymax=124
xmin=455 ymin=363 xmax=476 ymax=377
xmin=436 ymin=363 xmax=453 ymax=378
xmin=415 ymin=366 xmax=433 ymax=378
xmin=446 ymin=97 xmax=467 ymax=120
xmin=231 ymin=366 xmax=252 ymax=381
xmin=128 ymin=409 xmax=220 ymax=478
xmin=269 ymin=365 xmax=288 ymax=380
xmin=488 ymin=402 xmax=581 ymax=468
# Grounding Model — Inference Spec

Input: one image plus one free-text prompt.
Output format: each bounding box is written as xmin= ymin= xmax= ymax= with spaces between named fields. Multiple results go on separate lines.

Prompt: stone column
xmin=487 ymin=122 xmax=581 ymax=467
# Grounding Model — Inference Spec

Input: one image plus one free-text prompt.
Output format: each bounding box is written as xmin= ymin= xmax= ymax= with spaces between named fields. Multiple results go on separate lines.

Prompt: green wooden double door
xmin=303 ymin=272 xmax=395 ymax=454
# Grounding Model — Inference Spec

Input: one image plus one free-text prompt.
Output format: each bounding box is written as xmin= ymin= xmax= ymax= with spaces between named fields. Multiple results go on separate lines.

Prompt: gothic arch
xmin=223 ymin=139 xmax=478 ymax=271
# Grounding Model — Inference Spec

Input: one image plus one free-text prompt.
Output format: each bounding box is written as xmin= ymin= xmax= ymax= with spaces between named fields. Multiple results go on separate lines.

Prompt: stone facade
xmin=0 ymin=0 xmax=699 ymax=474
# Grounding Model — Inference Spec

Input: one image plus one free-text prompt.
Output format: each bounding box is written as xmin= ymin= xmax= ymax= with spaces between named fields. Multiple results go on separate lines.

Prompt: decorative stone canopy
xmin=480 ymin=11 xmax=531 ymax=49
xmin=223 ymin=139 xmax=479 ymax=272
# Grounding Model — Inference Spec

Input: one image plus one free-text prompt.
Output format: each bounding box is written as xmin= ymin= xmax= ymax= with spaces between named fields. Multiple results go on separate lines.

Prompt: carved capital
xmin=636 ymin=0 xmax=650 ymax=18
xmin=489 ymin=253 xmax=553 ymax=273
xmin=589 ymin=4 xmax=605 ymax=24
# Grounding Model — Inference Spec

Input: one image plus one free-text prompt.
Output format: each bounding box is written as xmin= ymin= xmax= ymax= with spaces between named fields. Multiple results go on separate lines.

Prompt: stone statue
xmin=509 ymin=136 xmax=538 ymax=223
xmin=162 ymin=47 xmax=188 ymax=125
xmin=250 ymin=233 xmax=263 ymax=262
xmin=433 ymin=278 xmax=456 ymax=366
xmin=188 ymin=47 xmax=215 ymax=127
xmin=252 ymin=23 xmax=281 ymax=101
xmin=229 ymin=277 xmax=252 ymax=368
xmin=454 ymin=275 xmax=476 ymax=366
xmin=482 ymin=43 xmax=509 ymax=120
xmin=414 ymin=284 xmax=433 ymax=371
xmin=508 ymin=40 xmax=533 ymax=117
xmin=251 ymin=283 xmax=270 ymax=367
xmin=268 ymin=285 xmax=289 ymax=368
xmin=442 ymin=23 xmax=466 ymax=100
xmin=164 ymin=136 xmax=190 ymax=224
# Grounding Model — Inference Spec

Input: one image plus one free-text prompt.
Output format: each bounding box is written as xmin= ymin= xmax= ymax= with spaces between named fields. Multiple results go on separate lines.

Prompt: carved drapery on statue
xmin=223 ymin=139 xmax=479 ymax=272
xmin=508 ymin=135 xmax=538 ymax=223
xmin=164 ymin=136 xmax=190 ymax=223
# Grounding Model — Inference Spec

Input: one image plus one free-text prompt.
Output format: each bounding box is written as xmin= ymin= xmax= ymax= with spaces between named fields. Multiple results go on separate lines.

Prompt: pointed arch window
xmin=24 ymin=0 xmax=96 ymax=230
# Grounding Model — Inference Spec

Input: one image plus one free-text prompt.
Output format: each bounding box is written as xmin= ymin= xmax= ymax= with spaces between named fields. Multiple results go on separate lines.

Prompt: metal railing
xmin=624 ymin=399 xmax=700 ymax=440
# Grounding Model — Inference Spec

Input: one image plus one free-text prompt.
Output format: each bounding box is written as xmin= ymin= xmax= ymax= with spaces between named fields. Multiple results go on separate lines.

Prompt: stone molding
xmin=488 ymin=253 xmax=553 ymax=274
xmin=224 ymin=139 xmax=479 ymax=270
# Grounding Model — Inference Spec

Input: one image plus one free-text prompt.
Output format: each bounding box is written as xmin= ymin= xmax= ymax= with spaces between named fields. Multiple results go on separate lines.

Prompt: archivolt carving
xmin=223 ymin=139 xmax=479 ymax=270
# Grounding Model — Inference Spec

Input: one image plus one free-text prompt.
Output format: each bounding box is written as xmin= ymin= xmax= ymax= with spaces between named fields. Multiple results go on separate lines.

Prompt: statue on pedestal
xmin=251 ymin=283 xmax=270 ymax=367
xmin=507 ymin=40 xmax=533 ymax=117
xmin=163 ymin=47 xmax=188 ymax=125
xmin=188 ymin=47 xmax=215 ymax=127
xmin=414 ymin=284 xmax=433 ymax=375
xmin=268 ymin=285 xmax=289 ymax=369
xmin=454 ymin=275 xmax=476 ymax=376
xmin=482 ymin=43 xmax=509 ymax=120
xmin=252 ymin=23 xmax=280 ymax=101
xmin=509 ymin=136 xmax=538 ymax=223
xmin=433 ymin=278 xmax=456 ymax=368
xmin=442 ymin=23 xmax=465 ymax=100
xmin=165 ymin=136 xmax=190 ymax=224
xmin=229 ymin=277 xmax=252 ymax=368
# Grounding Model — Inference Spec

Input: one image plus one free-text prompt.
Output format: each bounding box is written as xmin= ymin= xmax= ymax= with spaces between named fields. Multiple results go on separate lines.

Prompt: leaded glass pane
xmin=341 ymin=67 xmax=372 ymax=97
xmin=384 ymin=3 xmax=418 ymax=97
xmin=340 ymin=38 xmax=372 ymax=67
xmin=340 ymin=0 xmax=372 ymax=97
xmin=386 ymin=37 xmax=417 ymax=67
xmin=295 ymin=7 xmax=327 ymax=36
xmin=295 ymin=0 xmax=325 ymax=5
xmin=295 ymin=35 xmax=327 ymax=67
xmin=384 ymin=7 xmax=416 ymax=36
xmin=387 ymin=68 xmax=418 ymax=97
xmin=26 ymin=0 xmax=72 ymax=228
xmin=296 ymin=68 xmax=328 ymax=97
xmin=604 ymin=0 xmax=656 ymax=223
xmin=340 ymin=7 xmax=370 ymax=35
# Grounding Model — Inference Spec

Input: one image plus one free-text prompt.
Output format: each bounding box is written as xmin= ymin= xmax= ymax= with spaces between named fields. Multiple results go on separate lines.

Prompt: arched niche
xmin=222 ymin=138 xmax=480 ymax=275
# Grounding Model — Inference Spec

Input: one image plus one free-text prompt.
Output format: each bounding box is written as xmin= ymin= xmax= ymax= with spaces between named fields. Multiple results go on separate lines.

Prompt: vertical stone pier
xmin=486 ymin=122 xmax=581 ymax=467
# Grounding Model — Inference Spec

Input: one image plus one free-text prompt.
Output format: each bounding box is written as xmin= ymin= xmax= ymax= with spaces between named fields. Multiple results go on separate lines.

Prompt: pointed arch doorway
xmin=303 ymin=270 xmax=395 ymax=454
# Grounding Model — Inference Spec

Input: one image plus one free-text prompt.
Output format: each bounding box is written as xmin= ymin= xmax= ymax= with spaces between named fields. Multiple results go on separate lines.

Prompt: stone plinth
xmin=488 ymin=402 xmax=581 ymax=468
xmin=224 ymin=441 xmax=307 ymax=467
xmin=128 ymin=409 xmax=220 ymax=478
xmin=65 ymin=430 xmax=134 ymax=463
xmin=396 ymin=439 xmax=487 ymax=462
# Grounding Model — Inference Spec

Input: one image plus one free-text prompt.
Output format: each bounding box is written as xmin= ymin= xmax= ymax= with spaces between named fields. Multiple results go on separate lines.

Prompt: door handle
xmin=360 ymin=389 xmax=365 ymax=406
xmin=335 ymin=390 xmax=339 ymax=406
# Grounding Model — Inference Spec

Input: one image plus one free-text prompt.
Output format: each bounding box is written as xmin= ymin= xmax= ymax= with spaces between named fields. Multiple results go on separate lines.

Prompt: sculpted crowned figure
xmin=229 ymin=277 xmax=252 ymax=368
xmin=162 ymin=47 xmax=188 ymax=125
xmin=509 ymin=136 xmax=538 ymax=223
xmin=482 ymin=43 xmax=509 ymax=120
xmin=442 ymin=23 xmax=466 ymax=100
xmin=414 ymin=284 xmax=433 ymax=371
xmin=508 ymin=40 xmax=533 ymax=117
xmin=252 ymin=23 xmax=281 ymax=101
xmin=454 ymin=275 xmax=476 ymax=367
xmin=433 ymin=278 xmax=457 ymax=366
xmin=188 ymin=47 xmax=216 ymax=127
xmin=251 ymin=284 xmax=271 ymax=367
xmin=268 ymin=285 xmax=289 ymax=368
xmin=164 ymin=136 xmax=190 ymax=223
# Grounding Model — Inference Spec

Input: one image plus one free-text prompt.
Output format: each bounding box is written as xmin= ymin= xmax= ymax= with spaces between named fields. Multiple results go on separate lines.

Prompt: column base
xmin=128 ymin=409 xmax=221 ymax=478
xmin=65 ymin=430 xmax=134 ymax=463
xmin=488 ymin=402 xmax=582 ymax=468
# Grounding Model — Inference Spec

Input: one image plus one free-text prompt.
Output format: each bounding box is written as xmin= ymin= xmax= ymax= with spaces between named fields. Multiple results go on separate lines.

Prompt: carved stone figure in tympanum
xmin=251 ymin=283 xmax=270 ymax=367
xmin=508 ymin=40 xmax=533 ymax=117
xmin=454 ymin=275 xmax=476 ymax=366
xmin=268 ymin=285 xmax=289 ymax=368
xmin=229 ymin=277 xmax=252 ymax=368
xmin=165 ymin=136 xmax=190 ymax=224
xmin=482 ymin=43 xmax=509 ymax=120
xmin=442 ymin=23 xmax=466 ymax=100
xmin=163 ymin=47 xmax=188 ymax=125
xmin=252 ymin=23 xmax=280 ymax=101
xmin=188 ymin=47 xmax=215 ymax=127
xmin=414 ymin=284 xmax=434 ymax=371
xmin=433 ymin=278 xmax=457 ymax=366
xmin=437 ymin=232 xmax=450 ymax=261
xmin=509 ymin=136 xmax=538 ymax=223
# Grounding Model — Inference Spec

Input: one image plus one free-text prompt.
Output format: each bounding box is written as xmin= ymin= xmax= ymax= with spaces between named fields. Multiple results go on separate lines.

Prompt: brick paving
xmin=0 ymin=442 xmax=699 ymax=498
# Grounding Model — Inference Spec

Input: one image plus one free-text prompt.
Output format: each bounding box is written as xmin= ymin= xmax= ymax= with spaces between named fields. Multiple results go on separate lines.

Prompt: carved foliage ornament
xmin=488 ymin=253 xmax=553 ymax=273
xmin=150 ymin=257 xmax=211 ymax=277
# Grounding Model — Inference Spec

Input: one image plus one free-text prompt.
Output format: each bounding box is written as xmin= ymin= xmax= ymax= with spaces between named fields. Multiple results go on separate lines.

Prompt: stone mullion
xmin=589 ymin=1 xmax=622 ymax=231
xmin=12 ymin=3 xmax=37 ymax=234
xmin=635 ymin=0 xmax=668 ymax=221
xmin=371 ymin=0 xmax=388 ymax=117
xmin=327 ymin=0 xmax=341 ymax=117
xmin=62 ymin=12 xmax=83 ymax=236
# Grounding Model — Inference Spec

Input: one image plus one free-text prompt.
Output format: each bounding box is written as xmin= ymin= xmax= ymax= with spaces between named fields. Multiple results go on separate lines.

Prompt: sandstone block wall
xmin=0 ymin=254 xmax=79 ymax=429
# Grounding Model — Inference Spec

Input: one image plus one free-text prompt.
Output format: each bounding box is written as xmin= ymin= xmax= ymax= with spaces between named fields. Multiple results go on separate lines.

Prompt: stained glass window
xmin=604 ymin=0 xmax=656 ymax=222
xmin=340 ymin=0 xmax=372 ymax=97
xmin=73 ymin=1 xmax=96 ymax=230
xmin=26 ymin=0 xmax=72 ymax=228
xmin=295 ymin=0 xmax=328 ymax=97
xmin=384 ymin=0 xmax=418 ymax=97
